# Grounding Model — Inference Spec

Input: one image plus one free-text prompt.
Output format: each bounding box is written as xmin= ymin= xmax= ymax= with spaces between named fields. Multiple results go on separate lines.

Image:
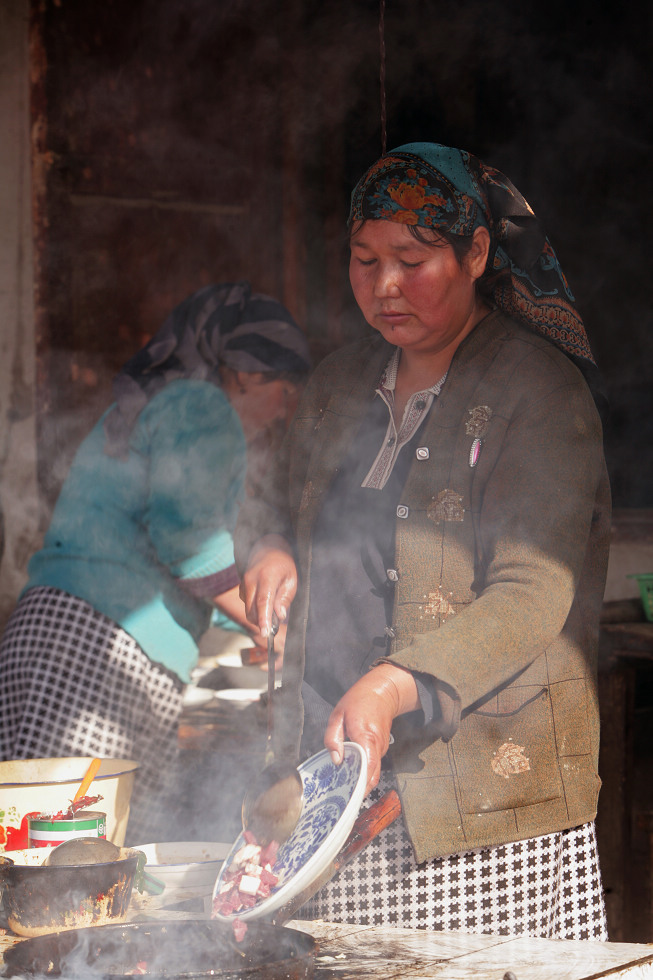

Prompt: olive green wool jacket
xmin=235 ymin=312 xmax=611 ymax=862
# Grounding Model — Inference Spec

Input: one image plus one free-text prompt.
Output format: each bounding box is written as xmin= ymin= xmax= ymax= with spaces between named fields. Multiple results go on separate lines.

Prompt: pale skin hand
xmin=213 ymin=584 xmax=265 ymax=646
xmin=239 ymin=534 xmax=298 ymax=637
xmin=325 ymin=662 xmax=420 ymax=795
xmin=241 ymin=540 xmax=419 ymax=789
xmin=212 ymin=583 xmax=288 ymax=664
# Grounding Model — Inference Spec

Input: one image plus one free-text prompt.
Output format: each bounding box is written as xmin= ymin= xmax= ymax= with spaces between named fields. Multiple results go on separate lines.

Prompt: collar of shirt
xmin=361 ymin=349 xmax=447 ymax=490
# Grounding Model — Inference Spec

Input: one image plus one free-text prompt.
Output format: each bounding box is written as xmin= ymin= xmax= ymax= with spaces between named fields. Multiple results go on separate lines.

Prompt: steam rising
xmin=0 ymin=1 xmax=650 ymax=970
xmin=3 ymin=920 xmax=314 ymax=978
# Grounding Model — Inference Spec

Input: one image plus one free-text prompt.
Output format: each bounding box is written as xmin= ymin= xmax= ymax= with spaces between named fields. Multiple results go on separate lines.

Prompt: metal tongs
xmin=241 ymin=612 xmax=304 ymax=845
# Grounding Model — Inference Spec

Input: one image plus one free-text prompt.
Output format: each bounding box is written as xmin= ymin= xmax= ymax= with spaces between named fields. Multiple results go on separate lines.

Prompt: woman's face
xmin=349 ymin=220 xmax=489 ymax=360
xmin=223 ymin=370 xmax=300 ymax=443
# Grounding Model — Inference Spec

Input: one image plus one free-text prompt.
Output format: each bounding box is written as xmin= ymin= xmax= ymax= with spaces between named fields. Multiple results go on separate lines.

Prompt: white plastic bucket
xmin=0 ymin=758 xmax=139 ymax=851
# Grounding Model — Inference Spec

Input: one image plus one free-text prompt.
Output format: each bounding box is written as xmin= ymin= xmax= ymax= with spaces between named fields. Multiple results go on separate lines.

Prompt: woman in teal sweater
xmin=0 ymin=281 xmax=310 ymax=843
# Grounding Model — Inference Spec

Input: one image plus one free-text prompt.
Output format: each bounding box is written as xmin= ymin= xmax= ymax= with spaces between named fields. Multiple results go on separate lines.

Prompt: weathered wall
xmin=605 ymin=511 xmax=653 ymax=604
xmin=0 ymin=0 xmax=41 ymax=629
xmin=0 ymin=0 xmax=650 ymax=636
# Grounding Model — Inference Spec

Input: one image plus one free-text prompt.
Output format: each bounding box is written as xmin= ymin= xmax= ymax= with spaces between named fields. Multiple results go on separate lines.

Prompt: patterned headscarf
xmin=349 ymin=142 xmax=598 ymax=374
xmin=104 ymin=281 xmax=311 ymax=458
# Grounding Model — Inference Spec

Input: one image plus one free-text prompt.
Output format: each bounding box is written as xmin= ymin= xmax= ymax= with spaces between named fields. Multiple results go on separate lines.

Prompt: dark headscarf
xmin=104 ymin=281 xmax=311 ymax=458
xmin=349 ymin=143 xmax=606 ymax=409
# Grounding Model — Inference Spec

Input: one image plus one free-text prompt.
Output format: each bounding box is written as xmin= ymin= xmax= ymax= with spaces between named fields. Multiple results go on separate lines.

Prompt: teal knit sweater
xmin=26 ymin=380 xmax=246 ymax=682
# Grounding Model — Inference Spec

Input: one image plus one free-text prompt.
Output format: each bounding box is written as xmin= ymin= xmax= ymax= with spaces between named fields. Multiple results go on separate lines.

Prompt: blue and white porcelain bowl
xmin=211 ymin=741 xmax=367 ymax=921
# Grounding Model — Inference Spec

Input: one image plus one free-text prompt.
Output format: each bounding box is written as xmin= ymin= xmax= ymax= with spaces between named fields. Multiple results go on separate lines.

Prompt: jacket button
xmin=386 ymin=568 xmax=399 ymax=582
xmin=416 ymin=447 xmax=429 ymax=460
xmin=384 ymin=626 xmax=396 ymax=638
xmin=396 ymin=505 xmax=409 ymax=518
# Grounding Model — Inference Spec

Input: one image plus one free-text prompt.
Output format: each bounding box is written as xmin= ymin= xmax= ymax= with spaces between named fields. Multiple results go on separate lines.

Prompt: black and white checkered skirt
xmin=297 ymin=772 xmax=608 ymax=941
xmin=0 ymin=587 xmax=184 ymax=844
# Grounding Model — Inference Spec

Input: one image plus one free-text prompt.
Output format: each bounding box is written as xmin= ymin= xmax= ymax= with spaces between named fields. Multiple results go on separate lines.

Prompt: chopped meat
xmin=232 ymin=842 xmax=262 ymax=867
xmin=211 ymin=833 xmax=279 ymax=918
xmin=238 ymin=874 xmax=262 ymax=896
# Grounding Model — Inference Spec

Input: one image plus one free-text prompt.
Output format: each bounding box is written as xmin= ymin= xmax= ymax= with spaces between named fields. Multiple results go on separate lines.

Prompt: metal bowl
xmin=0 ymin=846 xmax=139 ymax=937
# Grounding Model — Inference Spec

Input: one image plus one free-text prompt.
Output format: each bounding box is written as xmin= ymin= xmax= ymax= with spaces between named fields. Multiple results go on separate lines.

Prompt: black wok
xmin=2 ymin=920 xmax=316 ymax=979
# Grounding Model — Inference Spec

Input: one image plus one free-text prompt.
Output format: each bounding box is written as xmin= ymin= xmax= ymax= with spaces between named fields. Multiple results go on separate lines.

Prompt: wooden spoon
xmin=72 ymin=757 xmax=101 ymax=803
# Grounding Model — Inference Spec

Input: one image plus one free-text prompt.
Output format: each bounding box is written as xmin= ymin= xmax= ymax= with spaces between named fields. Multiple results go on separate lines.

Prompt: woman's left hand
xmin=324 ymin=663 xmax=420 ymax=795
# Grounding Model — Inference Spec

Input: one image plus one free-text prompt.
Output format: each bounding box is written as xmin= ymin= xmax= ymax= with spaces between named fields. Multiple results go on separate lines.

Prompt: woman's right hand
xmin=239 ymin=534 xmax=297 ymax=637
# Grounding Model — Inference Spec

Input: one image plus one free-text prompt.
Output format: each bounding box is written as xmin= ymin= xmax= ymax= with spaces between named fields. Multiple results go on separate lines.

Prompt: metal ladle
xmin=241 ymin=612 xmax=304 ymax=846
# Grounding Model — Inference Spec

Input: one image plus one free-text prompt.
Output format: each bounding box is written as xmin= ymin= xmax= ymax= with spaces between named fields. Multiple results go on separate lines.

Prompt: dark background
xmin=31 ymin=0 xmax=652 ymax=511
xmin=26 ymin=0 xmax=653 ymax=944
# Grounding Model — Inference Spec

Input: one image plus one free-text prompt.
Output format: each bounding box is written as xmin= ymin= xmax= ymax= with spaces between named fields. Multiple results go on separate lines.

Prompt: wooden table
xmin=2 ymin=916 xmax=652 ymax=979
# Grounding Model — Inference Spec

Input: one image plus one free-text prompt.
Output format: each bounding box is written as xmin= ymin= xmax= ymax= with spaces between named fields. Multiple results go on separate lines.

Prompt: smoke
xmin=3 ymin=919 xmax=299 ymax=978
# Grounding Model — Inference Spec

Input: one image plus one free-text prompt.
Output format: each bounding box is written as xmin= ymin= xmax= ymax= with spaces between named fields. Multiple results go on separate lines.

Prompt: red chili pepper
xmin=52 ymin=794 xmax=104 ymax=819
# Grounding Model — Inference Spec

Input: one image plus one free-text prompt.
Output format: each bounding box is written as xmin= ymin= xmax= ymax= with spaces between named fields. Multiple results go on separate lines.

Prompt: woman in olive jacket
xmin=236 ymin=143 xmax=611 ymax=940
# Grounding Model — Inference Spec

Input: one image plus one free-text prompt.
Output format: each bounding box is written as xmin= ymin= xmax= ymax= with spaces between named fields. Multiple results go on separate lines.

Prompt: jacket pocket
xmin=453 ymin=685 xmax=564 ymax=814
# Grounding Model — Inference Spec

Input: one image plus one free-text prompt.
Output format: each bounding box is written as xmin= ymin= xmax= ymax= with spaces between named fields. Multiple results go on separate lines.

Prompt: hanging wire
xmin=379 ymin=0 xmax=387 ymax=155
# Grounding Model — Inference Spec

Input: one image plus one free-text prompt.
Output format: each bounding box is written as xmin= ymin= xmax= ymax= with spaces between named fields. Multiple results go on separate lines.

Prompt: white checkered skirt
xmin=0 ymin=587 xmax=184 ymax=844
xmin=297 ymin=772 xmax=608 ymax=941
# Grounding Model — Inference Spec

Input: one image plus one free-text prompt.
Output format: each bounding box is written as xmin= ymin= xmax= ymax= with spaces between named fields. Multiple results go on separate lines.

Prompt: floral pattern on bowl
xmin=211 ymin=741 xmax=367 ymax=921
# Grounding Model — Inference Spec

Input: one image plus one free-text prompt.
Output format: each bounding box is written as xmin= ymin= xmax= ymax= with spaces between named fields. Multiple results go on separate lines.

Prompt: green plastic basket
xmin=629 ymin=574 xmax=653 ymax=623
